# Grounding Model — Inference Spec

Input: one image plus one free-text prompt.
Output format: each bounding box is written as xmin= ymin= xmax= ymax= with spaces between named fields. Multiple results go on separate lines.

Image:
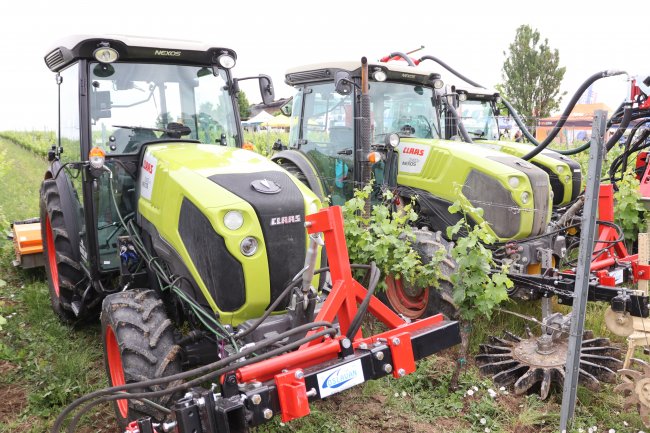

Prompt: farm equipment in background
xmin=32 ymin=35 xmax=460 ymax=433
xmin=273 ymin=52 xmax=650 ymax=399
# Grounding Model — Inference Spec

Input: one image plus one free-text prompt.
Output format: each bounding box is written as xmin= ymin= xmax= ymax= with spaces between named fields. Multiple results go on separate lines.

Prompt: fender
xmin=271 ymin=150 xmax=326 ymax=201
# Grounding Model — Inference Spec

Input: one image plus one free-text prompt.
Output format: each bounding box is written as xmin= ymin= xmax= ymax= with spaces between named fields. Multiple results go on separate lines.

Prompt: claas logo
xmin=402 ymin=147 xmax=425 ymax=156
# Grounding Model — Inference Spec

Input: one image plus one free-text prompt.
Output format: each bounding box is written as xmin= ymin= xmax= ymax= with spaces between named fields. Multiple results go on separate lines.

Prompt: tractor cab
xmin=41 ymin=35 xmax=276 ymax=319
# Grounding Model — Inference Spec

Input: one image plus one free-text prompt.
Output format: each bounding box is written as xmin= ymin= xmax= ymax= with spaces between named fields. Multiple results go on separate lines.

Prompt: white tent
xmin=242 ymin=111 xmax=274 ymax=125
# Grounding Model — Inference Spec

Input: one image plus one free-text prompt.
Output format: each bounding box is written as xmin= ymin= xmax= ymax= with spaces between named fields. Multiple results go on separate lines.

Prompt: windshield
xmin=89 ymin=62 xmax=239 ymax=154
xmin=459 ymin=99 xmax=499 ymax=140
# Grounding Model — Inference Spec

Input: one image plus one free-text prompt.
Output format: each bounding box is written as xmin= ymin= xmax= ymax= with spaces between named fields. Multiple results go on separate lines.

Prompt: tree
xmin=237 ymin=91 xmax=251 ymax=120
xmin=501 ymin=25 xmax=566 ymax=131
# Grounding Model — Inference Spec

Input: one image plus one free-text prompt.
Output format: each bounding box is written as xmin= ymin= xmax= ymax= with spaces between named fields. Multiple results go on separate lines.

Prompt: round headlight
xmin=508 ymin=176 xmax=520 ymax=188
xmin=433 ymin=79 xmax=444 ymax=89
xmin=556 ymin=165 xmax=565 ymax=174
xmin=93 ymin=47 xmax=119 ymax=64
xmin=458 ymin=92 xmax=468 ymax=102
xmin=372 ymin=70 xmax=387 ymax=82
xmin=385 ymin=133 xmax=400 ymax=148
xmin=218 ymin=54 xmax=236 ymax=69
xmin=240 ymin=237 xmax=258 ymax=256
xmin=520 ymin=191 xmax=530 ymax=204
xmin=309 ymin=201 xmax=319 ymax=214
xmin=565 ymin=175 xmax=571 ymax=184
xmin=224 ymin=211 xmax=244 ymax=230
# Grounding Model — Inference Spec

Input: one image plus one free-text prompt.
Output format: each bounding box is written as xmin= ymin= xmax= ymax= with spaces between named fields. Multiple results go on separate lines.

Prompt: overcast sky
xmin=0 ymin=0 xmax=646 ymax=131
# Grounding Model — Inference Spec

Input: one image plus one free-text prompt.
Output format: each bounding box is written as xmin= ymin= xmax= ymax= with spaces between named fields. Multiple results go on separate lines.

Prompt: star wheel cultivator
xmin=617 ymin=358 xmax=650 ymax=426
xmin=476 ymin=314 xmax=622 ymax=399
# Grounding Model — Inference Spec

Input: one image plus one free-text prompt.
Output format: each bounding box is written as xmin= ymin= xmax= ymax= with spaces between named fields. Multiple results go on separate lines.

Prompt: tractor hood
xmin=470 ymin=140 xmax=583 ymax=207
xmin=137 ymin=143 xmax=321 ymax=326
xmin=395 ymin=138 xmax=552 ymax=240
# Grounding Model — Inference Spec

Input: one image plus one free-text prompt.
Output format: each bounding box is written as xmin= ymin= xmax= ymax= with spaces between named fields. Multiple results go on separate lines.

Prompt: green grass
xmin=0 ymin=131 xmax=647 ymax=433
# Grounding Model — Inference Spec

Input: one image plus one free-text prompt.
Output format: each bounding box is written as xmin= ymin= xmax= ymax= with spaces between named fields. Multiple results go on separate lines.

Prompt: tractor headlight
xmin=240 ymin=237 xmax=258 ymax=256
xmin=93 ymin=47 xmax=119 ymax=63
xmin=308 ymin=201 xmax=319 ymax=214
xmin=556 ymin=165 xmax=565 ymax=174
xmin=218 ymin=54 xmax=236 ymax=69
xmin=521 ymin=191 xmax=530 ymax=204
xmin=224 ymin=211 xmax=244 ymax=230
xmin=372 ymin=69 xmax=387 ymax=82
xmin=565 ymin=175 xmax=571 ymax=184
xmin=508 ymin=176 xmax=520 ymax=189
xmin=385 ymin=133 xmax=400 ymax=148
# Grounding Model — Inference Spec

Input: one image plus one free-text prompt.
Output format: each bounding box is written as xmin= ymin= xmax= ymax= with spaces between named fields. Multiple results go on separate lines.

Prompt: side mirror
xmin=259 ymin=75 xmax=275 ymax=106
xmin=280 ymin=97 xmax=293 ymax=117
xmin=334 ymin=71 xmax=354 ymax=96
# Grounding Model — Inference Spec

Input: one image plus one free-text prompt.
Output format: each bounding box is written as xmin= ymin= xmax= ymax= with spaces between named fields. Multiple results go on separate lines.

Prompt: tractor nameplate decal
xmin=270 ymin=215 xmax=301 ymax=226
xmin=317 ymin=359 xmax=365 ymax=398
xmin=396 ymin=142 xmax=431 ymax=174
xmin=140 ymin=153 xmax=158 ymax=200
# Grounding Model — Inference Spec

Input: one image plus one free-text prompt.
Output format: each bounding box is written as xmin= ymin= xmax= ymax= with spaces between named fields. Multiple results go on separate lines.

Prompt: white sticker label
xmin=396 ymin=143 xmax=431 ymax=174
xmin=316 ymin=359 xmax=365 ymax=398
xmin=611 ymin=268 xmax=624 ymax=285
xmin=140 ymin=153 xmax=158 ymax=201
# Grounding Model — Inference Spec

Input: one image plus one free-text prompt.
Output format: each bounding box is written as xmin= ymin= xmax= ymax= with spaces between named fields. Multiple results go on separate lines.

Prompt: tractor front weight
xmin=124 ymin=206 xmax=461 ymax=433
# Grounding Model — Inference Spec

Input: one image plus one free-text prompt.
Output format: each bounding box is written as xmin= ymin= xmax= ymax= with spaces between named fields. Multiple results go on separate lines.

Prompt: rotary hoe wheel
xmin=617 ymin=358 xmax=650 ymax=427
xmin=476 ymin=330 xmax=622 ymax=399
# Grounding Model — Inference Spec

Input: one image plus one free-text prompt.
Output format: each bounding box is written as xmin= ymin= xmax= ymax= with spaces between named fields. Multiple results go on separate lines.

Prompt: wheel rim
xmin=106 ymin=325 xmax=128 ymax=418
xmin=45 ymin=215 xmax=60 ymax=297
xmin=385 ymin=275 xmax=428 ymax=319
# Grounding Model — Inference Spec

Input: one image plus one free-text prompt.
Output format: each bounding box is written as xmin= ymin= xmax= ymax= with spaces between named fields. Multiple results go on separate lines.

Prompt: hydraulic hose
xmin=345 ymin=262 xmax=380 ymax=340
xmin=446 ymin=102 xmax=474 ymax=143
xmin=387 ymin=52 xmax=416 ymax=67
xmin=417 ymin=55 xmax=627 ymax=158
xmin=53 ymin=321 xmax=336 ymax=433
xmin=519 ymin=70 xmax=627 ymax=160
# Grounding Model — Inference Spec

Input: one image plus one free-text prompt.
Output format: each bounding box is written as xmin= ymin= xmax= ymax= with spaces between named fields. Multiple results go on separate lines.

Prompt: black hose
xmin=446 ymin=102 xmax=474 ymax=143
xmin=418 ymin=55 xmax=485 ymax=89
xmin=388 ymin=52 xmax=416 ymax=67
xmin=345 ymin=262 xmax=380 ymax=340
xmin=53 ymin=322 xmax=335 ymax=433
xmin=418 ymin=55 xmax=628 ymax=158
xmin=62 ymin=327 xmax=336 ymax=433
xmin=519 ymin=71 xmax=627 ymax=160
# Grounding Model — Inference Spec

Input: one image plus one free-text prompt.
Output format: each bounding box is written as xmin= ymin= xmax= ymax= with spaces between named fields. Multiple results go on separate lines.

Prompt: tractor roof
xmin=44 ymin=34 xmax=236 ymax=73
xmin=285 ymin=60 xmax=442 ymax=87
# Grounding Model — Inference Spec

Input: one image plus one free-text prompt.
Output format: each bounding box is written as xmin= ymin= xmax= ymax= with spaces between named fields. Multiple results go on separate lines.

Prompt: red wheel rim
xmin=106 ymin=325 xmax=128 ymax=418
xmin=385 ymin=275 xmax=429 ymax=319
xmin=45 ymin=215 xmax=60 ymax=297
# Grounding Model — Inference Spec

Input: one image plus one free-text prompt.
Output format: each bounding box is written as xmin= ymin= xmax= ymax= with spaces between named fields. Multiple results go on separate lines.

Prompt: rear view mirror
xmin=91 ymin=90 xmax=112 ymax=120
xmin=259 ymin=75 xmax=275 ymax=105
xmin=334 ymin=71 xmax=354 ymax=96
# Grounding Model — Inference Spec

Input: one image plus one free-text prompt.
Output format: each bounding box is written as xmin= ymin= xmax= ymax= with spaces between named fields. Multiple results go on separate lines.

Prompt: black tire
xmin=378 ymin=229 xmax=459 ymax=320
xmin=40 ymin=178 xmax=85 ymax=322
xmin=101 ymin=289 xmax=182 ymax=429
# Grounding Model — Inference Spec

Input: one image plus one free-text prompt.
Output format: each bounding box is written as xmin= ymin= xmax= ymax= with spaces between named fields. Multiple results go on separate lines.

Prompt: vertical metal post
xmin=559 ymin=110 xmax=608 ymax=431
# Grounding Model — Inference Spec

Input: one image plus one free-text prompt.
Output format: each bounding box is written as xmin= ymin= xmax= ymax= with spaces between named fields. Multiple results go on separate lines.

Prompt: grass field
xmin=0 ymin=133 xmax=647 ymax=433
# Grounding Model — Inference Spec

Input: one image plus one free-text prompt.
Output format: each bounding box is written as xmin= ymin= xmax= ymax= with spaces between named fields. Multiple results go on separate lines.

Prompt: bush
xmin=243 ymin=131 xmax=289 ymax=158
xmin=0 ymin=130 xmax=54 ymax=157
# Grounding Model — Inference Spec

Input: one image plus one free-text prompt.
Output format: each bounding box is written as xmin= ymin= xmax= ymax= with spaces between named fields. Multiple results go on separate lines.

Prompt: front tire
xmin=40 ymin=179 xmax=85 ymax=322
xmin=378 ymin=229 xmax=459 ymax=320
xmin=101 ymin=290 xmax=181 ymax=429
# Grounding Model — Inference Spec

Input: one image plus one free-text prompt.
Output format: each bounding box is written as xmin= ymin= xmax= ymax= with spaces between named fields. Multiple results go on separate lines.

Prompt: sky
xmin=0 ymin=0 xmax=647 ymax=131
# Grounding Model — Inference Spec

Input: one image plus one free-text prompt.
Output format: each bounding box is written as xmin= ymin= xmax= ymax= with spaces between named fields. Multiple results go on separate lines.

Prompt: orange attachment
xmin=13 ymin=222 xmax=43 ymax=256
xmin=242 ymin=142 xmax=255 ymax=151
xmin=89 ymin=146 xmax=106 ymax=158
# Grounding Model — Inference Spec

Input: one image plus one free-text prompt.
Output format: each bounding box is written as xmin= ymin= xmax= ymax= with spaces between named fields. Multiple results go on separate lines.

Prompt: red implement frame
xmin=235 ymin=206 xmax=449 ymax=421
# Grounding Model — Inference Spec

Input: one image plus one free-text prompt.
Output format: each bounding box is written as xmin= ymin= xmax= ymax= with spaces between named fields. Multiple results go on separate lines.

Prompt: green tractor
xmin=272 ymin=59 xmax=572 ymax=317
xmin=442 ymin=83 xmax=583 ymax=208
xmin=40 ymin=36 xmax=460 ymax=432
xmin=41 ymin=33 xmax=315 ymax=425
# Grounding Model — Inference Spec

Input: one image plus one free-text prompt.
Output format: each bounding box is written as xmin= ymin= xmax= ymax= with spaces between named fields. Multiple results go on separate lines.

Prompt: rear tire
xmin=101 ymin=289 xmax=182 ymax=430
xmin=40 ymin=179 xmax=85 ymax=323
xmin=378 ymin=229 xmax=459 ymax=320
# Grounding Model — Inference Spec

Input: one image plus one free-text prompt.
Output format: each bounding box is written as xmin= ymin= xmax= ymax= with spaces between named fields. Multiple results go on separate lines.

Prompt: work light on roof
xmin=218 ymin=53 xmax=236 ymax=69
xmin=93 ymin=46 xmax=119 ymax=64
xmin=372 ymin=69 xmax=387 ymax=82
